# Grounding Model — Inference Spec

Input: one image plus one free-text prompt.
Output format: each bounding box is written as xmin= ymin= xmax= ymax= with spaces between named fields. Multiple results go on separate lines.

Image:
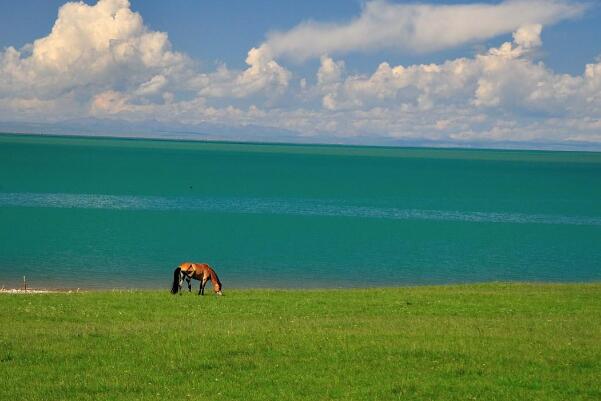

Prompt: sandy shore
xmin=0 ymin=288 xmax=81 ymax=294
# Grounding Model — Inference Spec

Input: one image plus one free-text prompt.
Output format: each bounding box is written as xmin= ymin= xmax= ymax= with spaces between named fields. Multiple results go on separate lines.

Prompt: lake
xmin=1 ymin=133 xmax=600 ymax=289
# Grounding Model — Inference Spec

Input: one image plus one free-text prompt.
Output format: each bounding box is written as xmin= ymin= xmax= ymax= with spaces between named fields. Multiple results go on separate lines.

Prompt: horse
xmin=171 ymin=262 xmax=223 ymax=296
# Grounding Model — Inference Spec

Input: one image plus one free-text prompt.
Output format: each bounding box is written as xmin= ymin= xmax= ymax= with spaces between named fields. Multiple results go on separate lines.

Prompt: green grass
xmin=1 ymin=283 xmax=600 ymax=401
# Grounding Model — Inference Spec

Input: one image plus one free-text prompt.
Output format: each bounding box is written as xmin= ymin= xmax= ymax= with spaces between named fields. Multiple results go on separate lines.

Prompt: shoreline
xmin=0 ymin=288 xmax=62 ymax=294
xmin=2 ymin=280 xmax=600 ymax=294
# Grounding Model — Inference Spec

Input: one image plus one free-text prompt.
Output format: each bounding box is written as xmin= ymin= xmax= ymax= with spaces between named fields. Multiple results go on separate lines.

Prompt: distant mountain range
xmin=0 ymin=118 xmax=306 ymax=143
xmin=1 ymin=118 xmax=598 ymax=151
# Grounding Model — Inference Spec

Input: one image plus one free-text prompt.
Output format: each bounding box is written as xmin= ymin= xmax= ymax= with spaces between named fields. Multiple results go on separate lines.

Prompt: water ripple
xmin=1 ymin=192 xmax=601 ymax=226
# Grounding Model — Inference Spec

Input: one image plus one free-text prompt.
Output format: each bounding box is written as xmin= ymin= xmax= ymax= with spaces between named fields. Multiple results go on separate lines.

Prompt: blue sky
xmin=1 ymin=0 xmax=600 ymax=149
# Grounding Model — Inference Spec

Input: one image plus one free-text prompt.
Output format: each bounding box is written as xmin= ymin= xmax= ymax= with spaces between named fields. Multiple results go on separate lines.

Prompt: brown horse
xmin=171 ymin=262 xmax=223 ymax=296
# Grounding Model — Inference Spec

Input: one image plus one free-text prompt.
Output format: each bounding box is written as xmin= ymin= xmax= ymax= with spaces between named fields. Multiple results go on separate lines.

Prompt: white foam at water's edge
xmin=1 ymin=192 xmax=600 ymax=226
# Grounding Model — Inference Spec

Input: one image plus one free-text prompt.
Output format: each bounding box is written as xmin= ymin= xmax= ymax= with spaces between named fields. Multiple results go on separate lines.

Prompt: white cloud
xmin=316 ymin=57 xmax=480 ymax=111
xmin=314 ymin=24 xmax=601 ymax=119
xmin=0 ymin=0 xmax=291 ymax=120
xmin=0 ymin=0 xmax=187 ymax=100
xmin=264 ymin=0 xmax=585 ymax=61
xmin=195 ymin=46 xmax=291 ymax=98
xmin=134 ymin=75 xmax=168 ymax=96
xmin=317 ymin=56 xmax=345 ymax=86
xmin=513 ymin=24 xmax=543 ymax=48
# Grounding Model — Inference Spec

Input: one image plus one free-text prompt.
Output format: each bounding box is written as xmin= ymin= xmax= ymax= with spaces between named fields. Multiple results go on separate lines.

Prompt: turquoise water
xmin=1 ymin=133 xmax=600 ymax=289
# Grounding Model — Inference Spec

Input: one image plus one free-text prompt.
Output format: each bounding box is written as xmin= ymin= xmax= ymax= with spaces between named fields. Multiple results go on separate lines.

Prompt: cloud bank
xmin=1 ymin=0 xmax=600 ymax=149
xmin=264 ymin=0 xmax=584 ymax=60
xmin=310 ymin=24 xmax=601 ymax=143
xmin=0 ymin=0 xmax=291 ymax=119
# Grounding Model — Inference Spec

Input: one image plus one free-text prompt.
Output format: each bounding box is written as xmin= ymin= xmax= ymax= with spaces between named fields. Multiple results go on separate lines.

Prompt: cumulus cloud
xmin=305 ymin=24 xmax=601 ymax=144
xmin=264 ymin=0 xmax=585 ymax=61
xmin=0 ymin=0 xmax=291 ymax=120
xmin=0 ymin=0 xmax=187 ymax=99
xmin=194 ymin=46 xmax=291 ymax=98
xmin=512 ymin=24 xmax=543 ymax=48
xmin=317 ymin=55 xmax=345 ymax=86
xmin=314 ymin=23 xmax=601 ymax=116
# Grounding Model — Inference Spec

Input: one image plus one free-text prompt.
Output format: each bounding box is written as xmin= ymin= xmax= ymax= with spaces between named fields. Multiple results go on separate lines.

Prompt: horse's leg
xmin=178 ymin=272 xmax=185 ymax=295
xmin=186 ymin=276 xmax=192 ymax=292
xmin=199 ymin=277 xmax=208 ymax=296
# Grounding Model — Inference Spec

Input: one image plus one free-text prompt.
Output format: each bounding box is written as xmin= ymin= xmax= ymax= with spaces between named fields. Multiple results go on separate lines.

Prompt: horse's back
xmin=177 ymin=261 xmax=222 ymax=294
xmin=179 ymin=262 xmax=211 ymax=279
xmin=179 ymin=261 xmax=195 ymax=270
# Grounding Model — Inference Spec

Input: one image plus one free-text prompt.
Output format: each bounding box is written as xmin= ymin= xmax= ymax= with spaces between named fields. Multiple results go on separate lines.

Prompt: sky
xmin=1 ymin=0 xmax=600 ymax=149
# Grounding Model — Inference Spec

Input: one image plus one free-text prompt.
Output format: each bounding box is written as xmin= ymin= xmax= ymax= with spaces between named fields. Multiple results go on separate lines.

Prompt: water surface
xmin=1 ymin=134 xmax=600 ymax=289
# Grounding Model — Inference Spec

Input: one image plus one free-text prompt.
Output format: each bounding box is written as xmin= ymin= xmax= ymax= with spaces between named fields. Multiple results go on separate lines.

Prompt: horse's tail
xmin=171 ymin=267 xmax=181 ymax=294
xmin=210 ymin=269 xmax=223 ymax=295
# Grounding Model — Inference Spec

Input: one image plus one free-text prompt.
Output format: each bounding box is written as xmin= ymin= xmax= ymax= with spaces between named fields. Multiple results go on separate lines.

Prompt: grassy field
xmin=1 ymin=283 xmax=600 ymax=401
